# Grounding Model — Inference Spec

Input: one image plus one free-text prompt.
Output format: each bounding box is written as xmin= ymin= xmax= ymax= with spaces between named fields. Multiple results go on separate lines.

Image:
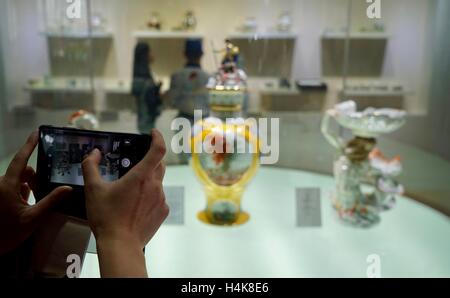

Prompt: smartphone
xmin=36 ymin=125 xmax=151 ymax=219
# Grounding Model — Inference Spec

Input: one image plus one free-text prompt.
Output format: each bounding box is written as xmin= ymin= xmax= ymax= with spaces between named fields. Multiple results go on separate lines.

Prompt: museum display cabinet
xmin=0 ymin=0 xmax=449 ymax=278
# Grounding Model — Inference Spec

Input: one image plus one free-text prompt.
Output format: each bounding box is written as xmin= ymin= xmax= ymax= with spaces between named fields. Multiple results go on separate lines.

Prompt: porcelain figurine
xmin=69 ymin=110 xmax=99 ymax=130
xmin=321 ymin=100 xmax=406 ymax=227
xmin=183 ymin=11 xmax=197 ymax=31
xmin=277 ymin=11 xmax=292 ymax=32
xmin=238 ymin=17 xmax=258 ymax=33
xmin=173 ymin=11 xmax=197 ymax=31
xmin=147 ymin=12 xmax=162 ymax=30
xmin=91 ymin=13 xmax=107 ymax=32
xmin=368 ymin=149 xmax=404 ymax=211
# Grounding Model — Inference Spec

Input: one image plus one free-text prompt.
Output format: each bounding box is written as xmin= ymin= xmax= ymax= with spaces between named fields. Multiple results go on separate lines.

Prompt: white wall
xmin=293 ymin=0 xmax=348 ymax=80
xmin=291 ymin=0 xmax=433 ymax=114
xmin=354 ymin=0 xmax=433 ymax=114
xmin=0 ymin=0 xmax=50 ymax=109
xmin=89 ymin=0 xmax=299 ymax=77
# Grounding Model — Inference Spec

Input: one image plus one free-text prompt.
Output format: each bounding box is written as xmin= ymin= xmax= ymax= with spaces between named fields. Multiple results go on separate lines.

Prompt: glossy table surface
xmin=1 ymin=149 xmax=449 ymax=278
xmin=75 ymin=165 xmax=449 ymax=278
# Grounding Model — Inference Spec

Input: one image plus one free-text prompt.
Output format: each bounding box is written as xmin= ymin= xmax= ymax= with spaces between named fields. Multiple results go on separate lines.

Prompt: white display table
xmin=79 ymin=166 xmax=450 ymax=278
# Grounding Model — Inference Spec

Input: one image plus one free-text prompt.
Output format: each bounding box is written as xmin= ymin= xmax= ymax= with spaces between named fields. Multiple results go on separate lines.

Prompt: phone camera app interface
xmin=41 ymin=131 xmax=126 ymax=186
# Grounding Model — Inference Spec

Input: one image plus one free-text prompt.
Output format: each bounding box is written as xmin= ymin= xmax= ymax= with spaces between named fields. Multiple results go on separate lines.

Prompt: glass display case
xmin=0 ymin=0 xmax=449 ymax=278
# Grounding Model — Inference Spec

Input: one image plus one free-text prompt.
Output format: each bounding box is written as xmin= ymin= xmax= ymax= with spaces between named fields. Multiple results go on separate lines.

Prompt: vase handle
xmin=321 ymin=109 xmax=345 ymax=151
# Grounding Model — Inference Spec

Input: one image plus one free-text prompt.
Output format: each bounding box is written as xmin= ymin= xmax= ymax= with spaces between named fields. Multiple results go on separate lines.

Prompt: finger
xmin=144 ymin=195 xmax=169 ymax=245
xmin=81 ymin=148 xmax=103 ymax=186
xmin=28 ymin=186 xmax=73 ymax=220
xmin=154 ymin=161 xmax=166 ymax=182
xmin=5 ymin=131 xmax=39 ymax=181
xmin=20 ymin=183 xmax=31 ymax=202
xmin=135 ymin=129 xmax=166 ymax=172
xmin=21 ymin=166 xmax=36 ymax=181
xmin=21 ymin=166 xmax=37 ymax=192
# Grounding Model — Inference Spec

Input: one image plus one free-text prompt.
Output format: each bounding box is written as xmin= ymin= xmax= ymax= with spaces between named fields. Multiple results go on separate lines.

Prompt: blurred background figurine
xmin=131 ymin=42 xmax=162 ymax=134
xmin=213 ymin=40 xmax=248 ymax=111
xmin=147 ymin=12 xmax=162 ymax=30
xmin=277 ymin=11 xmax=292 ymax=32
xmin=68 ymin=110 xmax=99 ymax=130
xmin=221 ymin=39 xmax=241 ymax=67
xmin=173 ymin=10 xmax=197 ymax=31
xmin=183 ymin=11 xmax=197 ymax=31
xmin=167 ymin=39 xmax=210 ymax=124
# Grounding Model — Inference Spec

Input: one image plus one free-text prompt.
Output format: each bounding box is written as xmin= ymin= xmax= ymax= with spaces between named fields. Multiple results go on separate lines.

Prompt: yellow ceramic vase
xmin=191 ymin=97 xmax=259 ymax=226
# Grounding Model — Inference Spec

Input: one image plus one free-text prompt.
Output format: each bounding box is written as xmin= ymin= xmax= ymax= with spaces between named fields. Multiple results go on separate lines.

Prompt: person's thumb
xmin=81 ymin=148 xmax=103 ymax=187
xmin=28 ymin=186 xmax=73 ymax=220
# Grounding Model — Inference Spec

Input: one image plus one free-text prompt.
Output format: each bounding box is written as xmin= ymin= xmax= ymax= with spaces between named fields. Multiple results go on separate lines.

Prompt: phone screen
xmin=36 ymin=126 xmax=151 ymax=219
xmin=41 ymin=132 xmax=122 ymax=186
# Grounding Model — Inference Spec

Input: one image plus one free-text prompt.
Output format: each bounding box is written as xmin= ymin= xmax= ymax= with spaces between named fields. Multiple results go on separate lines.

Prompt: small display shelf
xmin=322 ymin=31 xmax=389 ymax=39
xmin=133 ymin=31 xmax=204 ymax=39
xmin=25 ymin=78 xmax=92 ymax=93
xmin=342 ymin=89 xmax=409 ymax=97
xmin=42 ymin=31 xmax=113 ymax=39
xmin=227 ymin=32 xmax=298 ymax=40
xmin=102 ymin=79 xmax=131 ymax=94
xmin=341 ymin=81 xmax=409 ymax=97
xmin=24 ymin=78 xmax=133 ymax=94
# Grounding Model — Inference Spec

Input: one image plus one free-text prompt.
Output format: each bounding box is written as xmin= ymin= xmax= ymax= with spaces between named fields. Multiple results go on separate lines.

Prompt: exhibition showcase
xmin=0 ymin=0 xmax=449 ymax=279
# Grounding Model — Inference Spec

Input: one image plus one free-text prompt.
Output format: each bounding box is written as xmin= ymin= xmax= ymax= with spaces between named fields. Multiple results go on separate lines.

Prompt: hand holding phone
xmin=0 ymin=131 xmax=73 ymax=257
xmin=36 ymin=127 xmax=169 ymax=277
xmin=82 ymin=130 xmax=168 ymax=277
xmin=36 ymin=125 xmax=152 ymax=219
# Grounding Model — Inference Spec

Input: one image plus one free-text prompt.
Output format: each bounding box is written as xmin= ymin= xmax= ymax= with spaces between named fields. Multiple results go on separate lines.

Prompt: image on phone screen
xmin=41 ymin=132 xmax=124 ymax=186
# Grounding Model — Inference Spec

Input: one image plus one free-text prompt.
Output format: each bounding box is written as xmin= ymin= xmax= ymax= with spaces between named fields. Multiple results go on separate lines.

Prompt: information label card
xmin=163 ymin=186 xmax=185 ymax=226
xmin=296 ymin=188 xmax=322 ymax=227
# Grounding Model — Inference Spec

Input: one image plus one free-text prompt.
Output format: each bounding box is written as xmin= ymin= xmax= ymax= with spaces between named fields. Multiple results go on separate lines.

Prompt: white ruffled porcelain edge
xmin=333 ymin=100 xmax=406 ymax=137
